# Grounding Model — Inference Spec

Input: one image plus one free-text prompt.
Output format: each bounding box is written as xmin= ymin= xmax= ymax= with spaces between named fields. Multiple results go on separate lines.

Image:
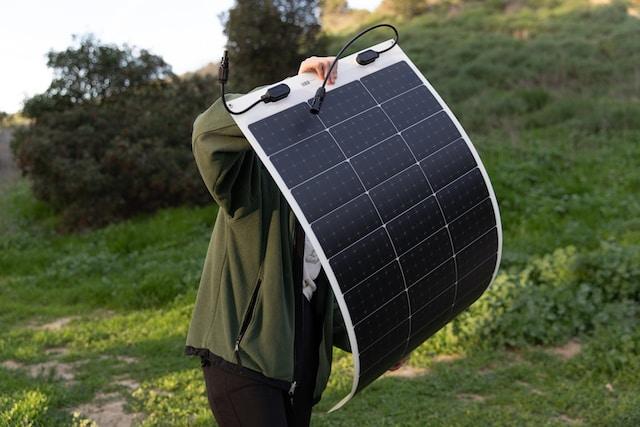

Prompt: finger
xmin=298 ymin=59 xmax=311 ymax=76
xmin=298 ymin=57 xmax=316 ymax=76
xmin=316 ymin=61 xmax=326 ymax=82
xmin=330 ymin=60 xmax=338 ymax=84
xmin=325 ymin=60 xmax=335 ymax=84
xmin=321 ymin=60 xmax=331 ymax=84
xmin=324 ymin=59 xmax=336 ymax=84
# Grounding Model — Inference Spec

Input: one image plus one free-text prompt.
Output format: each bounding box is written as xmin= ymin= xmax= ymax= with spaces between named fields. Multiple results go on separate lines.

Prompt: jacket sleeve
xmin=191 ymin=90 xmax=262 ymax=220
xmin=332 ymin=295 xmax=352 ymax=352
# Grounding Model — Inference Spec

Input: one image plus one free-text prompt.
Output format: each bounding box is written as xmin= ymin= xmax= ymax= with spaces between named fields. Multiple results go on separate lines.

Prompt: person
xmin=184 ymin=56 xmax=404 ymax=427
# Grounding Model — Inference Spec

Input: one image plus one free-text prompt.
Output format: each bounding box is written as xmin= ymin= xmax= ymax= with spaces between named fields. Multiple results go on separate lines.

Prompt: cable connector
xmin=261 ymin=83 xmax=291 ymax=103
xmin=218 ymin=50 xmax=229 ymax=84
xmin=219 ymin=51 xmax=289 ymax=115
xmin=308 ymin=23 xmax=399 ymax=114
xmin=309 ymin=87 xmax=326 ymax=115
xmin=356 ymin=49 xmax=380 ymax=65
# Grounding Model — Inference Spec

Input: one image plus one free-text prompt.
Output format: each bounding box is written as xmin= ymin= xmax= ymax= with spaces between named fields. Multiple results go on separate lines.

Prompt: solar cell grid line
xmin=311 ymin=99 xmax=415 ymax=353
xmin=357 ymin=76 xmax=461 ymax=357
xmin=260 ymin=81 xmax=425 ymax=161
xmin=358 ymin=312 xmax=409 ymax=354
xmin=349 ymin=76 xmax=464 ymax=361
xmin=288 ymin=127 xmax=423 ymax=213
xmin=341 ymin=224 xmax=457 ymax=312
xmin=359 ymin=319 xmax=410 ymax=369
xmin=360 ymin=60 xmax=423 ymax=102
xmin=228 ymin=40 xmax=502 ymax=411
xmin=293 ymin=136 xmax=474 ymax=247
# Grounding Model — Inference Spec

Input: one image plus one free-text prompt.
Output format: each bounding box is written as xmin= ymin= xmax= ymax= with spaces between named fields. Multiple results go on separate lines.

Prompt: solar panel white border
xmin=228 ymin=40 xmax=503 ymax=411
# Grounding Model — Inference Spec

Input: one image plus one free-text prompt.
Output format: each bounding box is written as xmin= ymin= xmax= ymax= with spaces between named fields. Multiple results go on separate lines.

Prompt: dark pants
xmin=202 ymin=295 xmax=322 ymax=427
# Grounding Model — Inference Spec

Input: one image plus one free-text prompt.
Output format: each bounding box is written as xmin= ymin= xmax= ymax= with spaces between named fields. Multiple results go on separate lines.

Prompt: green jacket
xmin=185 ymin=91 xmax=348 ymax=404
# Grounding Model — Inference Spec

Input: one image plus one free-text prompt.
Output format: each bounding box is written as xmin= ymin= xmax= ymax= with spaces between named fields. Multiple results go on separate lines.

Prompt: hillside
xmin=325 ymin=0 xmax=640 ymax=260
xmin=1 ymin=1 xmax=639 ymax=425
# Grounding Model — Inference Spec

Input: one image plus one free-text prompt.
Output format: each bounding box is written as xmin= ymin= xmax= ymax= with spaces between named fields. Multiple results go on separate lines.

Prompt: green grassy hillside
xmin=1 ymin=1 xmax=639 ymax=425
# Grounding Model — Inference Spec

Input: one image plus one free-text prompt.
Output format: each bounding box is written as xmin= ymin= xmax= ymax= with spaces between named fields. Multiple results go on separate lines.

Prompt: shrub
xmin=477 ymin=243 xmax=640 ymax=347
xmin=570 ymin=300 xmax=640 ymax=376
xmin=414 ymin=242 xmax=640 ymax=357
xmin=0 ymin=390 xmax=49 ymax=426
xmin=11 ymin=35 xmax=219 ymax=231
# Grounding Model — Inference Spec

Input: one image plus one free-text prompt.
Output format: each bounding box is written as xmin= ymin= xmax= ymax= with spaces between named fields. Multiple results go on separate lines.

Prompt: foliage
xmin=221 ymin=0 xmax=326 ymax=91
xmin=378 ymin=0 xmax=429 ymax=18
xmin=130 ymin=370 xmax=211 ymax=426
xmin=410 ymin=242 xmax=640 ymax=367
xmin=468 ymin=243 xmax=640 ymax=347
xmin=0 ymin=390 xmax=49 ymax=426
xmin=319 ymin=0 xmax=372 ymax=33
xmin=11 ymin=35 xmax=219 ymax=231
xmin=23 ymin=33 xmax=173 ymax=116
xmin=320 ymin=0 xmax=348 ymax=15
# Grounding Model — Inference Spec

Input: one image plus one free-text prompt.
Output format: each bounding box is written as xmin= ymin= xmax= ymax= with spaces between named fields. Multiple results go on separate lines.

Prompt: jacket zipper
xmin=290 ymin=218 xmax=305 ymax=404
xmin=234 ymin=268 xmax=264 ymax=366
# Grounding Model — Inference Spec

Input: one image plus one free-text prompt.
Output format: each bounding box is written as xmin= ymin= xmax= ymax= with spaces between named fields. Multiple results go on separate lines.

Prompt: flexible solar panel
xmin=228 ymin=40 xmax=502 ymax=410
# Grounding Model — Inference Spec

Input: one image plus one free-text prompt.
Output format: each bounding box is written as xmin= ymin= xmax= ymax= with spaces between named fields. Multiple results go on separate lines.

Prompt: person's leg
xmin=202 ymin=361 xmax=290 ymax=427
xmin=288 ymin=296 xmax=322 ymax=426
xmin=201 ymin=275 xmax=325 ymax=426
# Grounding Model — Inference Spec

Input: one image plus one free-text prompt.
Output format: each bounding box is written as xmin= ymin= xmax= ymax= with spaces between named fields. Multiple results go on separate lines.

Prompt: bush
xmin=11 ymin=35 xmax=219 ymax=231
xmin=413 ymin=242 xmax=640 ymax=357
xmin=571 ymin=300 xmax=640 ymax=376
xmin=477 ymin=243 xmax=640 ymax=347
xmin=0 ymin=390 xmax=49 ymax=426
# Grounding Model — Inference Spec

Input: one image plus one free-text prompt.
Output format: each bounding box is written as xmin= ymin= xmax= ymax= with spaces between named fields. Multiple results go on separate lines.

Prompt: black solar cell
xmin=248 ymin=102 xmax=324 ymax=155
xmin=420 ymin=138 xmax=478 ymax=191
xmin=360 ymin=60 xmax=423 ymax=102
xmin=402 ymin=110 xmax=461 ymax=161
xmin=270 ymin=131 xmax=343 ymax=187
xmin=329 ymin=107 xmax=396 ymax=157
xmin=307 ymin=80 xmax=377 ymax=127
xmin=311 ymin=194 xmax=381 ymax=258
xmin=382 ymin=85 xmax=441 ymax=131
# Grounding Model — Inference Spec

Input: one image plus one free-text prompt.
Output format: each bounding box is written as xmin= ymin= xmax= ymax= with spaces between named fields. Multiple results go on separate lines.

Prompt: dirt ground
xmin=2 ymin=315 xmax=144 ymax=426
xmin=0 ymin=128 xmax=19 ymax=186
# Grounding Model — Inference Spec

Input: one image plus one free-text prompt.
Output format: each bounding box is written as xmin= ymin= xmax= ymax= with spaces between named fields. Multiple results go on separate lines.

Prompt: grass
xmin=314 ymin=348 xmax=640 ymax=426
xmin=2 ymin=0 xmax=640 ymax=425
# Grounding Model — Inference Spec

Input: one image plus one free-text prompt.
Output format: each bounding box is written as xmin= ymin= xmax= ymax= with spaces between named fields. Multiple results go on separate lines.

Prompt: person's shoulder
xmin=192 ymin=96 xmax=239 ymax=140
xmin=193 ymin=85 xmax=270 ymax=140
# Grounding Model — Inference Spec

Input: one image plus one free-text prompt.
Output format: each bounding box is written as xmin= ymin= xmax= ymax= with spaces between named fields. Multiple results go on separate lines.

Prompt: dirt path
xmin=0 ymin=128 xmax=19 ymax=187
xmin=2 ymin=315 xmax=144 ymax=426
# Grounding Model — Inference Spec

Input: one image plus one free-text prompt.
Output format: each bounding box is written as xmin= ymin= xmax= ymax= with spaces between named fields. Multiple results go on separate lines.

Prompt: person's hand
xmin=388 ymin=354 xmax=410 ymax=372
xmin=298 ymin=56 xmax=338 ymax=85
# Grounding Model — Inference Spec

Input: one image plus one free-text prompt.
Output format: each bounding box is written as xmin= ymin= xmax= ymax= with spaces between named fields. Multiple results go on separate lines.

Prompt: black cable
xmin=219 ymin=50 xmax=291 ymax=115
xmin=219 ymin=23 xmax=399 ymax=116
xmin=310 ymin=23 xmax=399 ymax=114
xmin=219 ymin=50 xmax=264 ymax=115
xmin=221 ymin=81 xmax=263 ymax=115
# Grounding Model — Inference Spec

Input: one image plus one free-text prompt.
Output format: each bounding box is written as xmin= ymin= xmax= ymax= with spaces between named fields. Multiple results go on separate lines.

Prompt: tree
xmin=12 ymin=34 xmax=218 ymax=231
xmin=23 ymin=34 xmax=174 ymax=119
xmin=378 ymin=0 xmax=428 ymax=18
xmin=220 ymin=0 xmax=326 ymax=91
